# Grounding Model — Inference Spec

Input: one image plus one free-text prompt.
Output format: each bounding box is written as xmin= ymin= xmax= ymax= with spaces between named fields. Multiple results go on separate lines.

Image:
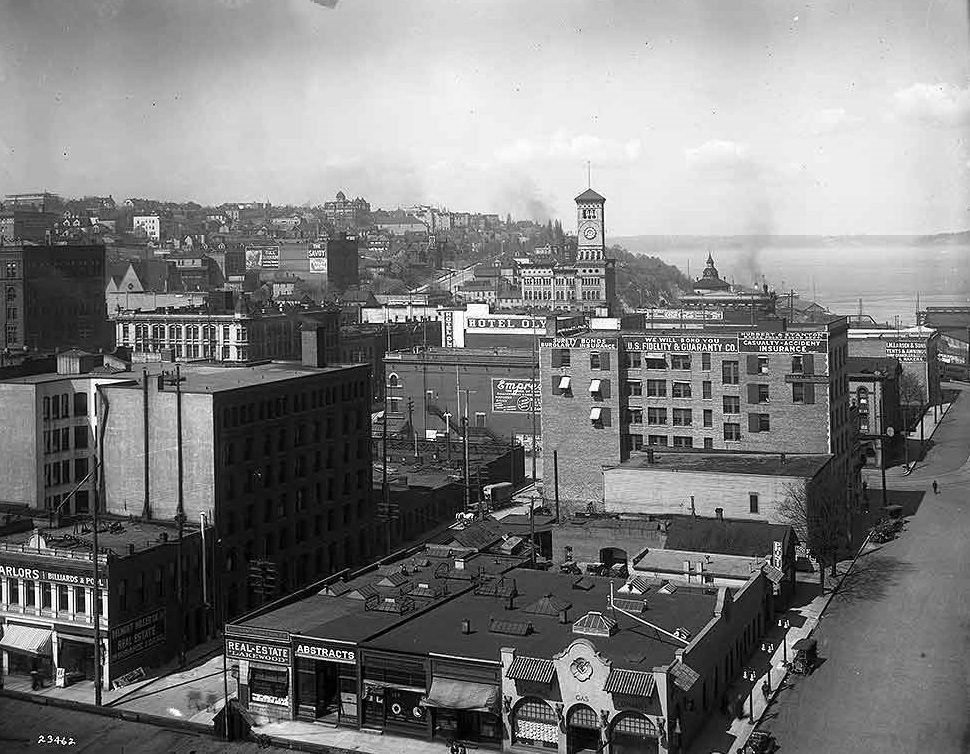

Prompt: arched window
xmin=168 ymin=325 xmax=182 ymax=340
xmin=387 ymin=373 xmax=400 ymax=388
xmin=512 ymin=698 xmax=558 ymax=748
xmin=856 ymin=386 xmax=869 ymax=407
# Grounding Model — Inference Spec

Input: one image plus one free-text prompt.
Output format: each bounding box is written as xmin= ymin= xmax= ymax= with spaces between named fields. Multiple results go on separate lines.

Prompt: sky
xmin=0 ymin=0 xmax=968 ymax=235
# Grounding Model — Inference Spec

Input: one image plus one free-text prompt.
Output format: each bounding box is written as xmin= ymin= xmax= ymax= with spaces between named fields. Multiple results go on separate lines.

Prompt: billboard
xmin=515 ymin=433 xmax=542 ymax=456
xmin=110 ymin=608 xmax=166 ymax=662
xmin=307 ymin=244 xmax=326 ymax=258
xmin=261 ymin=247 xmax=280 ymax=269
xmin=245 ymin=249 xmax=262 ymax=270
xmin=886 ymin=340 xmax=926 ymax=363
xmin=442 ymin=310 xmax=456 ymax=347
xmin=541 ymin=336 xmax=618 ymax=350
xmin=739 ymin=331 xmax=827 ymax=354
xmin=492 ymin=378 xmax=541 ymax=413
xmin=622 ymin=335 xmax=738 ymax=353
xmin=466 ymin=316 xmax=544 ymax=333
xmin=309 ymin=258 xmax=327 ymax=273
xmin=245 ymin=245 xmax=281 ymax=270
xmin=642 ymin=308 xmax=724 ymax=321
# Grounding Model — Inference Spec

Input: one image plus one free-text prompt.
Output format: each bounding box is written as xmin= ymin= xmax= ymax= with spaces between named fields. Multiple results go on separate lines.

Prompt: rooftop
xmin=365 ymin=567 xmax=716 ymax=670
xmin=384 ymin=347 xmax=535 ymax=365
xmin=662 ymin=515 xmax=791 ymax=558
xmin=0 ymin=515 xmax=197 ymax=559
xmin=847 ymin=356 xmax=901 ymax=377
xmin=612 ymin=451 xmax=832 ymax=479
xmin=575 ymin=188 xmax=606 ymax=203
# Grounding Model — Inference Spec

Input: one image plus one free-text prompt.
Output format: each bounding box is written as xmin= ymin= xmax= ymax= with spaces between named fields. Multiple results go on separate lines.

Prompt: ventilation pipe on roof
xmin=780 ymin=453 xmax=786 ymax=464
xmin=559 ymin=608 xmax=569 ymax=624
xmin=715 ymin=508 xmax=723 ymax=521
xmin=461 ymin=619 xmax=472 ymax=635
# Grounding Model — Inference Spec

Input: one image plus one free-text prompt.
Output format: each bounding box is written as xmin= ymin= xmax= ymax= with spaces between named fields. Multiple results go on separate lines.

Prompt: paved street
xmin=0 ymin=696 xmax=286 ymax=754
xmin=761 ymin=384 xmax=970 ymax=754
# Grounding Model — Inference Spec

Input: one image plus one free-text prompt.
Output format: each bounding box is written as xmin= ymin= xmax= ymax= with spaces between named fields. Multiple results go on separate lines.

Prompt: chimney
xmin=461 ymin=619 xmax=472 ymax=635
xmin=506 ymin=593 xmax=515 ymax=610
xmin=128 ymin=544 xmax=136 ymax=556
xmin=715 ymin=507 xmax=723 ymax=521
xmin=558 ymin=608 xmax=569 ymax=624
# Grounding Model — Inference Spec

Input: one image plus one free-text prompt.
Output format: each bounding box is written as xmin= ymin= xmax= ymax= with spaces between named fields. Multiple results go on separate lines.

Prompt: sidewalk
xmin=687 ymin=536 xmax=875 ymax=754
xmin=253 ymin=719 xmax=461 ymax=754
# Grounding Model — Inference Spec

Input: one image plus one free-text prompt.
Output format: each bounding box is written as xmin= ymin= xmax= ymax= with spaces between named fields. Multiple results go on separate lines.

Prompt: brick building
xmin=847 ymin=326 xmax=940 ymax=409
xmin=100 ymin=334 xmax=373 ymax=622
xmin=1 ymin=243 xmax=111 ymax=354
xmin=847 ymin=356 xmax=903 ymax=468
xmin=339 ymin=321 xmax=441 ymax=401
xmin=539 ymin=319 xmax=857 ymax=509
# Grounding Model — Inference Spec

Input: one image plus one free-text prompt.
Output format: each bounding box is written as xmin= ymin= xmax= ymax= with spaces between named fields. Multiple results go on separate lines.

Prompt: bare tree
xmin=779 ymin=479 xmax=849 ymax=587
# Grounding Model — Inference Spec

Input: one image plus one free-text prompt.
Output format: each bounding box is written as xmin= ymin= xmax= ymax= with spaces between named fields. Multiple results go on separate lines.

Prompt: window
xmin=671 ymin=354 xmax=691 ymax=370
xmin=24 ymin=580 xmax=35 ymax=607
xmin=647 ymin=434 xmax=668 ymax=447
xmin=704 ymin=437 xmax=714 ymax=449
xmin=75 ymin=587 xmax=86 ymax=614
xmin=647 ymin=407 xmax=667 ymax=425
xmin=73 ymin=392 xmax=88 ymax=416
xmin=723 ymin=395 xmax=740 ymax=414
xmin=702 ymin=352 xmax=712 ymax=371
xmin=58 ymin=585 xmax=69 ymax=612
xmin=756 ymin=384 xmax=770 ymax=403
xmin=590 ymin=352 xmax=601 ymax=370
xmin=672 ymin=408 xmax=692 ymax=427
xmin=624 ymin=352 xmax=641 ymax=369
xmin=722 ymin=361 xmax=739 ymax=385
xmin=645 ymin=357 xmax=666 ymax=370
xmin=626 ymin=380 xmax=642 ymax=396
xmin=74 ymin=457 xmax=88 ymax=480
xmin=672 ymin=381 xmax=692 ymax=398
xmin=749 ymin=493 xmax=759 ymax=514
xmin=724 ymin=422 xmax=741 ymax=441
xmin=749 ymin=413 xmax=770 ymax=432
xmin=553 ymin=349 xmax=571 ymax=368
xmin=646 ymin=379 xmax=666 ymax=397
xmin=702 ymin=381 xmax=712 ymax=399
xmin=856 ymin=387 xmax=869 ymax=407
xmin=703 ymin=409 xmax=713 ymax=427
xmin=627 ymin=408 xmax=643 ymax=424
xmin=7 ymin=578 xmax=19 ymax=605
xmin=757 ymin=356 xmax=770 ymax=374
xmin=628 ymin=434 xmax=644 ymax=450
xmin=791 ymin=355 xmax=804 ymax=374
xmin=673 ymin=436 xmax=693 ymax=448
xmin=73 ymin=425 xmax=89 ymax=449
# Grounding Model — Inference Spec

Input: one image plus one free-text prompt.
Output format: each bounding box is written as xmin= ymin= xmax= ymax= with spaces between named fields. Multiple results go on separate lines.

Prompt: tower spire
xmin=587 ymin=160 xmax=591 ymax=189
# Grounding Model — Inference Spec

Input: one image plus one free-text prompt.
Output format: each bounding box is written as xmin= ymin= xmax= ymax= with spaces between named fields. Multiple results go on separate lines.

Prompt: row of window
xmin=222 ymin=422 xmax=366 ymax=466
xmin=42 ymin=392 xmax=88 ymax=421
xmin=43 ymin=426 xmax=89 ymax=454
xmin=43 ymin=457 xmax=89 ymax=488
xmin=554 ymin=350 xmax=817 ymax=378
xmin=2 ymin=579 xmax=102 ymax=616
xmin=220 ymin=386 xmax=367 ymax=430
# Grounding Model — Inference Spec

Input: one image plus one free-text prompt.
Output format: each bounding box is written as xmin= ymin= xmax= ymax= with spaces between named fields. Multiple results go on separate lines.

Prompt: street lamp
xmin=741 ymin=668 xmax=757 ymax=722
xmin=777 ymin=618 xmax=790 ymax=666
xmin=760 ymin=641 xmax=776 ymax=693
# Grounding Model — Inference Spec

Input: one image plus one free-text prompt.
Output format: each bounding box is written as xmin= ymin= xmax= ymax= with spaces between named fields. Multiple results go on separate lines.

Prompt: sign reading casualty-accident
xmin=541 ymin=337 xmax=618 ymax=350
xmin=739 ymin=331 xmax=828 ymax=354
xmin=491 ymin=378 xmax=541 ymax=413
xmin=225 ymin=639 xmax=291 ymax=665
xmin=886 ymin=341 xmax=927 ymax=362
xmin=110 ymin=608 xmax=166 ymax=661
xmin=622 ymin=335 xmax=738 ymax=353
xmin=293 ymin=637 xmax=357 ymax=664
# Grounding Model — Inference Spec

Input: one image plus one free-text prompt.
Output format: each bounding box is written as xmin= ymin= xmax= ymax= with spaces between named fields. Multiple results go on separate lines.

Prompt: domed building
xmin=691 ymin=253 xmax=731 ymax=293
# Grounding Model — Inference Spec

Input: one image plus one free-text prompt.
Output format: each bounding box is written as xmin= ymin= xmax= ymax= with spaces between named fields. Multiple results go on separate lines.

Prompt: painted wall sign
xmin=309 ymin=258 xmax=328 ymax=273
xmin=109 ymin=608 xmax=166 ymax=661
xmin=491 ymin=378 xmax=541 ymax=413
xmin=739 ymin=331 xmax=828 ymax=354
xmin=293 ymin=638 xmax=357 ymax=664
xmin=643 ymin=308 xmax=725 ymax=321
xmin=442 ymin=311 xmax=456 ymax=347
xmin=225 ymin=638 xmax=291 ymax=665
xmin=886 ymin=341 xmax=927 ymax=363
xmin=772 ymin=541 xmax=783 ymax=570
xmin=0 ymin=563 xmax=106 ymax=589
xmin=307 ymin=245 xmax=326 ymax=258
xmin=251 ymin=693 xmax=289 ymax=706
xmin=466 ymin=316 xmax=544 ymax=330
xmin=542 ymin=337 xmax=618 ymax=350
xmin=622 ymin=335 xmax=738 ymax=353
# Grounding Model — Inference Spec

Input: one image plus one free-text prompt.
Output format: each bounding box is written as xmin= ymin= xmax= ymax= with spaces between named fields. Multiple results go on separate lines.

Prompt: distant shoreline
xmin=610 ymin=231 xmax=970 ymax=251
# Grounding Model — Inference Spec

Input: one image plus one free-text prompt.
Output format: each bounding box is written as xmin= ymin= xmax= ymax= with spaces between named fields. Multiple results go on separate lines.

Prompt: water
xmin=618 ymin=240 xmax=970 ymax=327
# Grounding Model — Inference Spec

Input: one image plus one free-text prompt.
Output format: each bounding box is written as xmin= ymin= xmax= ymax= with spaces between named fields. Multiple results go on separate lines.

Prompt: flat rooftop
xmin=365 ymin=567 xmax=717 ymax=671
xmin=612 ymin=451 xmax=832 ymax=478
xmin=385 ymin=347 xmax=534 ymax=364
xmin=0 ymin=515 xmax=196 ymax=558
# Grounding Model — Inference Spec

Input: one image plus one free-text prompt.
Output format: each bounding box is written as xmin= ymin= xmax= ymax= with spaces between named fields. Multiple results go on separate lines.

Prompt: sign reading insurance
xmin=293 ymin=637 xmax=357 ymax=664
xmin=226 ymin=639 xmax=291 ymax=665
xmin=491 ymin=378 xmax=541 ymax=413
xmin=739 ymin=331 xmax=827 ymax=354
xmin=623 ymin=335 xmax=738 ymax=353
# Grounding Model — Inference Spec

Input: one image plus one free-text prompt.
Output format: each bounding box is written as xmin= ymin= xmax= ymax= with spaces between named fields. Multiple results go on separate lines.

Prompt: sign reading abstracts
xmin=293 ymin=638 xmax=356 ymax=664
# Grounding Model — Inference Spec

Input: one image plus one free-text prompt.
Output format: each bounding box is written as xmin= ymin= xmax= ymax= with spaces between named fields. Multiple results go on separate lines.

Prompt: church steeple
xmin=693 ymin=252 xmax=730 ymax=291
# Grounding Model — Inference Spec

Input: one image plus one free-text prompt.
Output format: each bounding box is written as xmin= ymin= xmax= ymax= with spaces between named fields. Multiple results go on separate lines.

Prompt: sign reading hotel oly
xmin=623 ymin=335 xmax=738 ymax=353
xmin=466 ymin=316 xmax=544 ymax=331
xmin=293 ymin=637 xmax=357 ymax=664
xmin=739 ymin=331 xmax=828 ymax=354
xmin=225 ymin=638 xmax=291 ymax=665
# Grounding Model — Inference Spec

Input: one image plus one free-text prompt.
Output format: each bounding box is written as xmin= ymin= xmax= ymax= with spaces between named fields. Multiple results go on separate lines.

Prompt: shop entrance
xmin=296 ymin=658 xmax=341 ymax=722
xmin=0 ymin=623 xmax=54 ymax=686
xmin=609 ymin=713 xmax=660 ymax=754
xmin=58 ymin=637 xmax=95 ymax=684
xmin=566 ymin=704 xmax=601 ymax=754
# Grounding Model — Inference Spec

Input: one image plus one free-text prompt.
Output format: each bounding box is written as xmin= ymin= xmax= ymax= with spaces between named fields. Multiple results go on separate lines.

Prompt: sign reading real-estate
xmin=886 ymin=340 xmax=926 ymax=363
xmin=293 ymin=638 xmax=357 ymax=664
xmin=739 ymin=331 xmax=828 ymax=354
xmin=491 ymin=378 xmax=541 ymax=413
xmin=110 ymin=608 xmax=166 ymax=662
xmin=225 ymin=638 xmax=291 ymax=665
xmin=622 ymin=335 xmax=738 ymax=353
xmin=245 ymin=245 xmax=281 ymax=270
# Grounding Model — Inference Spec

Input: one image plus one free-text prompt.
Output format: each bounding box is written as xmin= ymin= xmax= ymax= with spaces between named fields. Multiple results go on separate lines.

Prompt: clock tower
xmin=575 ymin=188 xmax=606 ymax=262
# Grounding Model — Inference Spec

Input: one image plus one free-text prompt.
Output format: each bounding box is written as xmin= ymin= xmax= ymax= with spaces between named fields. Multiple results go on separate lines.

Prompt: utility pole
xmin=92 ymin=385 xmax=107 ymax=707
xmin=407 ymin=397 xmax=416 ymax=456
xmin=162 ymin=366 xmax=188 ymax=668
xmin=383 ymin=366 xmax=391 ymax=556
xmin=553 ymin=450 xmax=560 ymax=523
xmin=530 ymin=318 xmax=539 ymax=483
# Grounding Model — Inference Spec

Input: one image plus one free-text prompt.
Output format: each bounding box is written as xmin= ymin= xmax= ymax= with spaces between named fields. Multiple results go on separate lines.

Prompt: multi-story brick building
xmin=321 ymin=191 xmax=371 ymax=230
xmin=847 ymin=326 xmax=940 ymax=409
xmin=519 ymin=188 xmax=616 ymax=313
xmin=848 ymin=356 xmax=903 ymax=469
xmin=100 ymin=333 xmax=374 ymax=622
xmin=540 ymin=318 xmax=857 ymax=509
xmin=0 ymin=243 xmax=111 ymax=354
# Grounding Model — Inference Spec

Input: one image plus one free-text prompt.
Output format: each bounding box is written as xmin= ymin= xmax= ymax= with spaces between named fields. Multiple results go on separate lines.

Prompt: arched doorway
xmin=566 ymin=704 xmax=600 ymax=754
xmin=511 ymin=697 xmax=559 ymax=748
xmin=609 ymin=712 xmax=660 ymax=754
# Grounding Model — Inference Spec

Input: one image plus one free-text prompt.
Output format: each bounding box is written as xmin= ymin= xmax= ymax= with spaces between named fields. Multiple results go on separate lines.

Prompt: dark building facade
xmin=1 ymin=244 xmax=111 ymax=354
xmin=325 ymin=234 xmax=360 ymax=291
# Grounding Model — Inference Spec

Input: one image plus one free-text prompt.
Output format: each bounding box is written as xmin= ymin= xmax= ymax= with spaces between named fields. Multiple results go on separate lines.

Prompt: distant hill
xmin=609 ymin=232 xmax=970 ymax=253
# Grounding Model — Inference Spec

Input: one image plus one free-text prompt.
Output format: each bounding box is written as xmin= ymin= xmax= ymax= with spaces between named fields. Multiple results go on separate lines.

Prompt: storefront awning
xmin=421 ymin=677 xmax=498 ymax=712
xmin=0 ymin=623 xmax=52 ymax=657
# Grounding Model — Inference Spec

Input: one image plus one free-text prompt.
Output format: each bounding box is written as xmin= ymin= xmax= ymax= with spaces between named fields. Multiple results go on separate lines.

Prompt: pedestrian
xmin=932 ymin=480 xmax=939 ymax=494
xmin=761 ymin=680 xmax=770 ymax=701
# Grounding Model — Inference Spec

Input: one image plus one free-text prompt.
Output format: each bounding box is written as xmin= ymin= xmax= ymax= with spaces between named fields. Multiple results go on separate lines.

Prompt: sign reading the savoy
xmin=886 ymin=341 xmax=926 ymax=363
xmin=226 ymin=639 xmax=291 ymax=665
xmin=623 ymin=335 xmax=738 ymax=353
xmin=491 ymin=378 xmax=541 ymax=413
xmin=110 ymin=608 xmax=166 ymax=661
xmin=739 ymin=331 xmax=827 ymax=354
xmin=293 ymin=638 xmax=357 ymax=664
xmin=542 ymin=337 xmax=618 ymax=351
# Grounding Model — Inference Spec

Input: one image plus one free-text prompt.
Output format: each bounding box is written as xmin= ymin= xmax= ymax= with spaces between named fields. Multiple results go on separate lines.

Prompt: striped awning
xmin=0 ymin=623 xmax=52 ymax=656
xmin=604 ymin=668 xmax=656 ymax=697
xmin=507 ymin=656 xmax=556 ymax=684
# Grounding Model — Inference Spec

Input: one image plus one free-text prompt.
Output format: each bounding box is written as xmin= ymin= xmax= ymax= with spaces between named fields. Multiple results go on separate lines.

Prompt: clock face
xmin=583 ymin=226 xmax=598 ymax=240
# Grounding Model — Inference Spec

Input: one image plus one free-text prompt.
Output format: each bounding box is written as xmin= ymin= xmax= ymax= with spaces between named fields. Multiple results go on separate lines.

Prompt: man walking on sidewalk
xmin=932 ymin=480 xmax=939 ymax=494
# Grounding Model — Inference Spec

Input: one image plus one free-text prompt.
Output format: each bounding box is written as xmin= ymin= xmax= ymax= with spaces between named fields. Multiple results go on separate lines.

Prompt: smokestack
xmin=461 ymin=619 xmax=472 ymax=635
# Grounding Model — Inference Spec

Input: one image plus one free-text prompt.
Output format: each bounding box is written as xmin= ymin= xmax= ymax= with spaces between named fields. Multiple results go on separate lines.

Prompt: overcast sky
xmin=0 ymin=0 xmax=968 ymax=235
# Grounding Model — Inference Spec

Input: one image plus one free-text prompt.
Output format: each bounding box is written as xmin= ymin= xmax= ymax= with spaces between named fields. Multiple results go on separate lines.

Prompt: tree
xmin=778 ymin=478 xmax=850 ymax=587
xmin=897 ymin=371 xmax=925 ymax=429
